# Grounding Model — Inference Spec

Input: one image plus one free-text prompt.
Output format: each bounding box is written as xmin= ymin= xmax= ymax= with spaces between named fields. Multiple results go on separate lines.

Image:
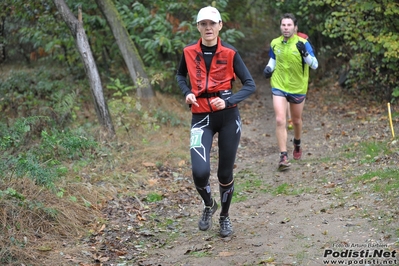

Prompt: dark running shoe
xmin=198 ymin=198 xmax=218 ymax=231
xmin=278 ymin=154 xmax=291 ymax=171
xmin=293 ymin=144 xmax=302 ymax=160
xmin=219 ymin=216 xmax=233 ymax=237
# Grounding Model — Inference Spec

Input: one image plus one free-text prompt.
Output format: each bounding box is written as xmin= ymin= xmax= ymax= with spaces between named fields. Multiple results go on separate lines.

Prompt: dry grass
xmin=0 ymin=91 xmax=194 ymax=265
xmin=0 ymin=178 xmax=102 ymax=265
xmin=87 ymin=92 xmax=192 ymax=182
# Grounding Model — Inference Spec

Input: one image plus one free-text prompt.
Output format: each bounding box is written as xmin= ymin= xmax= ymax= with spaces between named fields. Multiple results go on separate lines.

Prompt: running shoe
xmin=219 ymin=216 xmax=233 ymax=237
xmin=293 ymin=144 xmax=302 ymax=160
xmin=278 ymin=154 xmax=291 ymax=171
xmin=198 ymin=198 xmax=218 ymax=231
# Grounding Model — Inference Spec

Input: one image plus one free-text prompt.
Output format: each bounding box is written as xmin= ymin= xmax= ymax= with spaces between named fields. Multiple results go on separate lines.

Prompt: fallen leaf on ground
xmin=324 ymin=182 xmax=336 ymax=188
xmin=219 ymin=251 xmax=234 ymax=257
xmin=142 ymin=162 xmax=156 ymax=167
xmin=363 ymin=176 xmax=379 ymax=183
xmin=37 ymin=246 xmax=52 ymax=251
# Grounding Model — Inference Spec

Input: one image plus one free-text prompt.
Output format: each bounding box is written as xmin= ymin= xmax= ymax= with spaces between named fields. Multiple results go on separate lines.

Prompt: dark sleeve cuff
xmin=224 ymin=99 xmax=233 ymax=108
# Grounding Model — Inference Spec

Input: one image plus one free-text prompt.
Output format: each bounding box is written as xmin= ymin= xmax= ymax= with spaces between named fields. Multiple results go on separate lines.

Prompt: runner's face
xmin=197 ymin=20 xmax=222 ymax=46
xmin=280 ymin=18 xmax=295 ymax=40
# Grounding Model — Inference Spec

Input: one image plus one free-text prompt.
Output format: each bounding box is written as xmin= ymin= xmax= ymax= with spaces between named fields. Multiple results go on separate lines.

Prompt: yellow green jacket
xmin=268 ymin=34 xmax=318 ymax=94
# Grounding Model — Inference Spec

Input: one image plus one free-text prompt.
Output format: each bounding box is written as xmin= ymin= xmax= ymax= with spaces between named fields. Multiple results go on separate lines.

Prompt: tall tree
xmin=53 ymin=0 xmax=115 ymax=138
xmin=95 ymin=0 xmax=154 ymax=98
xmin=0 ymin=3 xmax=6 ymax=63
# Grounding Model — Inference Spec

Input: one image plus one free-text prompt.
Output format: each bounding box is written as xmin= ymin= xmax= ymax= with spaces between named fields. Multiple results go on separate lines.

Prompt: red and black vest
xmin=183 ymin=37 xmax=236 ymax=113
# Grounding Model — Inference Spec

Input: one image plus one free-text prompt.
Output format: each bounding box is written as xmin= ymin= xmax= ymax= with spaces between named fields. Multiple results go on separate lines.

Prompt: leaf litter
xmin=66 ymin=69 xmax=399 ymax=265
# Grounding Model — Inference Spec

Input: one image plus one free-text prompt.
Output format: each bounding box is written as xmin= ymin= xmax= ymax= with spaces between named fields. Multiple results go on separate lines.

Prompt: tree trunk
xmin=53 ymin=0 xmax=115 ymax=138
xmin=95 ymin=0 xmax=154 ymax=99
xmin=0 ymin=16 xmax=5 ymax=63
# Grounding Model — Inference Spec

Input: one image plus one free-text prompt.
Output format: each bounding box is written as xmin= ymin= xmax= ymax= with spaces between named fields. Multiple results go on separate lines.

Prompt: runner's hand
xmin=263 ymin=66 xmax=273 ymax=79
xmin=296 ymin=41 xmax=308 ymax=57
xmin=210 ymin=98 xmax=225 ymax=110
xmin=186 ymin=93 xmax=199 ymax=107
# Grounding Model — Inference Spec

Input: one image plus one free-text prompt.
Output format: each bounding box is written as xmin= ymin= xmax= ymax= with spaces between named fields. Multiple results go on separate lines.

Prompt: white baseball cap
xmin=196 ymin=6 xmax=222 ymax=23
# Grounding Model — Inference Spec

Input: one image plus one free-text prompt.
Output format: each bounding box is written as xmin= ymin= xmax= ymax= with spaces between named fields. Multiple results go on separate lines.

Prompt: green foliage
xmin=274 ymin=183 xmax=289 ymax=195
xmin=353 ymin=168 xmax=399 ymax=194
xmin=5 ymin=152 xmax=59 ymax=188
xmin=2 ymin=1 xmax=75 ymax=65
xmin=3 ymin=0 xmax=399 ymax=101
xmin=0 ymin=67 xmax=81 ymax=125
xmin=311 ymin=0 xmax=398 ymax=101
xmin=2 ymin=0 xmax=121 ymax=77
xmin=266 ymin=0 xmax=399 ymax=101
xmin=146 ymin=192 xmax=162 ymax=202
xmin=116 ymin=1 xmax=192 ymax=93
xmin=153 ymin=108 xmax=188 ymax=127
xmin=107 ymin=97 xmax=136 ymax=134
xmin=233 ymin=168 xmax=269 ymax=202
xmin=0 ymin=116 xmax=98 ymax=189
xmin=116 ymin=0 xmax=245 ymax=93
xmin=107 ymin=77 xmax=135 ymax=97
xmin=342 ymin=140 xmax=393 ymax=165
xmin=0 ymin=116 xmax=48 ymax=151
xmin=38 ymin=129 xmax=98 ymax=160
xmin=358 ymin=141 xmax=389 ymax=164
xmin=0 ymin=188 xmax=25 ymax=201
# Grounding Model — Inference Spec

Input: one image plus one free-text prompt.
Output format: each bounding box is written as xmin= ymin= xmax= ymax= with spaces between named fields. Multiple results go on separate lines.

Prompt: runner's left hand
xmin=210 ymin=98 xmax=225 ymax=110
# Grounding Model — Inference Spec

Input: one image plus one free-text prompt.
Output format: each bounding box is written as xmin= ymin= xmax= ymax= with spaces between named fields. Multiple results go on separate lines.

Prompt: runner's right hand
xmin=186 ymin=93 xmax=199 ymax=107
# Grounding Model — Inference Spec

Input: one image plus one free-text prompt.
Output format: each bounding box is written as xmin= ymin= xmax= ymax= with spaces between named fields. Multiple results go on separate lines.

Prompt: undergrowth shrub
xmin=0 ymin=67 xmax=82 ymax=125
xmin=0 ymin=116 xmax=49 ymax=152
xmin=39 ymin=129 xmax=98 ymax=160
xmin=117 ymin=0 xmax=244 ymax=94
xmin=0 ymin=116 xmax=99 ymax=189
xmin=12 ymin=153 xmax=63 ymax=189
xmin=107 ymin=77 xmax=189 ymax=135
xmin=153 ymin=108 xmax=188 ymax=127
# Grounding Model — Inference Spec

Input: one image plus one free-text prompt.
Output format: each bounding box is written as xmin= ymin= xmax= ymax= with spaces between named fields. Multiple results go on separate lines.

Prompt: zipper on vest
xmin=205 ymin=72 xmax=215 ymax=112
xmin=205 ymin=55 xmax=216 ymax=113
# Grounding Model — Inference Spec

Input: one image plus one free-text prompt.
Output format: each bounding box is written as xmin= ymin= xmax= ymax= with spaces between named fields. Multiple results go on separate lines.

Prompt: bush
xmin=0 ymin=67 xmax=81 ymax=125
xmin=0 ymin=116 xmax=98 ymax=189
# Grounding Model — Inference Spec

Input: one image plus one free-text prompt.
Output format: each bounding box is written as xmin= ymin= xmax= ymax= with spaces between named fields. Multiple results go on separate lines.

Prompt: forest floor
xmin=50 ymin=52 xmax=399 ymax=266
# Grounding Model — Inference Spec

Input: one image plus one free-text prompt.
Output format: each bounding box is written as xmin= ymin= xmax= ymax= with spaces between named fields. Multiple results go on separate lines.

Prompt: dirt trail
xmin=66 ymin=53 xmax=399 ymax=266
xmin=136 ymin=64 xmax=399 ymax=266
